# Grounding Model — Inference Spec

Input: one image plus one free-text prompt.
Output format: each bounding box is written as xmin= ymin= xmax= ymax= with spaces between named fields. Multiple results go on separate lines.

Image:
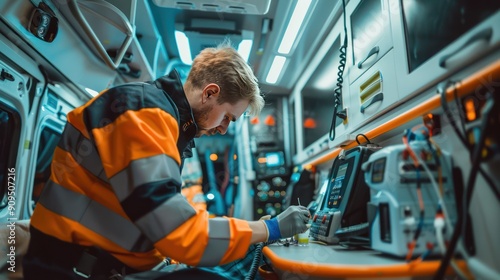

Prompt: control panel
xmin=252 ymin=150 xmax=289 ymax=219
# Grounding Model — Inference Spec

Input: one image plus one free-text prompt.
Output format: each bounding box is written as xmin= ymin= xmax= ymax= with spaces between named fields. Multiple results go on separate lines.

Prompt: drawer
xmin=348 ymin=49 xmax=399 ymax=130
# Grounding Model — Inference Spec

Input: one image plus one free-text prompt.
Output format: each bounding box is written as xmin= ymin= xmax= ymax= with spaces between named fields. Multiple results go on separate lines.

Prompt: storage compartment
xmin=50 ymin=0 xmax=169 ymax=83
xmin=347 ymin=0 xmax=393 ymax=84
xmin=348 ymin=49 xmax=399 ymax=130
xmin=391 ymin=0 xmax=500 ymax=99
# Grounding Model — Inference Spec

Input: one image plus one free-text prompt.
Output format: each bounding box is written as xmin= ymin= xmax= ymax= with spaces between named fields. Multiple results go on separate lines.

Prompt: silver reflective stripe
xmin=135 ymin=193 xmax=196 ymax=243
xmin=109 ymin=154 xmax=181 ymax=201
xmin=39 ymin=180 xmax=153 ymax=252
xmin=59 ymin=123 xmax=108 ymax=181
xmin=198 ymin=218 xmax=231 ymax=266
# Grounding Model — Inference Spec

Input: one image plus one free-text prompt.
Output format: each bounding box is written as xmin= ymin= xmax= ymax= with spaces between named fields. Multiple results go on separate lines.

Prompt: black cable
xmin=458 ymin=89 xmax=500 ymax=198
xmin=434 ymin=82 xmax=469 ymax=280
xmin=441 ymin=95 xmax=493 ymax=280
xmin=438 ymin=81 xmax=499 ymax=199
xmin=452 ymin=84 xmax=468 ymax=141
xmin=244 ymin=240 xmax=279 ymax=280
xmin=463 ymin=93 xmax=497 ymax=238
xmin=433 ymin=81 xmax=467 ymax=280
xmin=329 ymin=0 xmax=348 ymax=141
xmin=439 ymin=81 xmax=468 ymax=147
xmin=355 ymin=134 xmax=371 ymax=145
xmin=245 ymin=242 xmax=264 ymax=280
xmin=434 ymin=87 xmax=499 ymax=280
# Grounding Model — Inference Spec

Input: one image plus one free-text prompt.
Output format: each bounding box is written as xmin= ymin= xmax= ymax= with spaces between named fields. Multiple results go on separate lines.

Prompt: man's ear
xmin=202 ymin=83 xmax=220 ymax=103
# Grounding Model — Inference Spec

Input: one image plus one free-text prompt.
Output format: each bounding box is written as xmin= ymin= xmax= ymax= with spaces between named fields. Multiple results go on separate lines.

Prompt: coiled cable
xmin=245 ymin=242 xmax=265 ymax=280
xmin=329 ymin=0 xmax=348 ymax=141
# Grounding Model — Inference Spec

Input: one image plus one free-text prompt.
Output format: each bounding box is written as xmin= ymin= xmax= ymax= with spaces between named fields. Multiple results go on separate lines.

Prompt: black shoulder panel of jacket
xmin=83 ymin=82 xmax=178 ymax=131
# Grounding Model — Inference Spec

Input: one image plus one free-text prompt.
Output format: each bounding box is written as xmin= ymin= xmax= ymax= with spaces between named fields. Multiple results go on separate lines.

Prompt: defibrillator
xmin=310 ymin=146 xmax=378 ymax=244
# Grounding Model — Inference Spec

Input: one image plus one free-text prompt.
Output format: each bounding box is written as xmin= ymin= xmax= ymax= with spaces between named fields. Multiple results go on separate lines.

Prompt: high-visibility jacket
xmin=30 ymin=70 xmax=252 ymax=271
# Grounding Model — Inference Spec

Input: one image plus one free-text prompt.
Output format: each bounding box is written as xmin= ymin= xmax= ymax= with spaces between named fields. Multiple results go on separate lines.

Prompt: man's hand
xmin=263 ymin=205 xmax=310 ymax=241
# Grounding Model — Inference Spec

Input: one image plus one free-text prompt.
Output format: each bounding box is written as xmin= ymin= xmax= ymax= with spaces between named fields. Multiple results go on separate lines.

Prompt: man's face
xmin=193 ymin=97 xmax=249 ymax=137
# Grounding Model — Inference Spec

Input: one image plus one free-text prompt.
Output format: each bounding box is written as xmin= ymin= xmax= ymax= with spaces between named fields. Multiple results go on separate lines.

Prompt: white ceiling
xmin=148 ymin=0 xmax=343 ymax=96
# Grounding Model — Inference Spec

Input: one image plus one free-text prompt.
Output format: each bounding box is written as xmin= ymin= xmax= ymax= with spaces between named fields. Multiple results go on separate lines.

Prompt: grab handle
xmin=67 ymin=0 xmax=135 ymax=69
xmin=439 ymin=28 xmax=492 ymax=68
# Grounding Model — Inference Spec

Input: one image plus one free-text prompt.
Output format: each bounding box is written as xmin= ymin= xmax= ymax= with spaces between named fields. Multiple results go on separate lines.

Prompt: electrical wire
xmin=403 ymin=127 xmax=470 ymax=279
xmin=434 ymin=214 xmax=469 ymax=280
xmin=413 ymin=140 xmax=471 ymax=280
xmin=244 ymin=240 xmax=280 ymax=280
xmin=402 ymin=132 xmax=425 ymax=262
xmin=438 ymin=81 xmax=499 ymax=199
xmin=452 ymin=84 xmax=468 ymax=141
xmin=428 ymin=138 xmax=444 ymax=195
xmin=245 ymin=242 xmax=264 ymax=280
xmin=355 ymin=133 xmax=371 ymax=145
xmin=329 ymin=0 xmax=348 ymax=141
xmin=435 ymin=82 xmax=499 ymax=280
xmin=410 ymin=244 xmax=434 ymax=266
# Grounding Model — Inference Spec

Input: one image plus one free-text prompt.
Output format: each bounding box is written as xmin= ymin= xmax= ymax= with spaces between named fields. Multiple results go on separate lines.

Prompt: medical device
xmin=310 ymin=146 xmax=377 ymax=244
xmin=362 ymin=140 xmax=457 ymax=257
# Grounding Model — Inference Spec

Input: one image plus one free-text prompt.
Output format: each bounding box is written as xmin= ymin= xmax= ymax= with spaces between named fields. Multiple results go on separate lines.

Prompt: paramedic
xmin=23 ymin=43 xmax=310 ymax=279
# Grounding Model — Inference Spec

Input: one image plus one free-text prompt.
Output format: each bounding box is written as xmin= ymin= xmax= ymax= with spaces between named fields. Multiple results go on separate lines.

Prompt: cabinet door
xmin=392 ymin=1 xmax=500 ymax=100
xmin=348 ymin=49 xmax=399 ymax=130
xmin=347 ymin=0 xmax=393 ymax=85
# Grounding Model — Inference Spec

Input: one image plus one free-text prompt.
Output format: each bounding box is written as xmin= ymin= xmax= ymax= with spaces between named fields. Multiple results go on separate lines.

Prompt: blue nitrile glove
xmin=263 ymin=205 xmax=310 ymax=241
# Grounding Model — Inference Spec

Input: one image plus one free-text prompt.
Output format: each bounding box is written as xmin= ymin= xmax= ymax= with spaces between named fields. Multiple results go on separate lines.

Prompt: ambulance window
xmin=32 ymin=127 xmax=61 ymax=205
xmin=0 ymin=105 xmax=21 ymax=209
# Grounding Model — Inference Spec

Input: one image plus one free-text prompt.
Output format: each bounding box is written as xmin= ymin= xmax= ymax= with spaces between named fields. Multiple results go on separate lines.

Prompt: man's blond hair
xmin=186 ymin=42 xmax=264 ymax=116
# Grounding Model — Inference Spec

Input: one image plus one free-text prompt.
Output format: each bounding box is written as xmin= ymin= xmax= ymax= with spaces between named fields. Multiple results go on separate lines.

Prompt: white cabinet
xmin=347 ymin=49 xmax=399 ymax=130
xmin=391 ymin=0 xmax=500 ymax=99
xmin=347 ymin=0 xmax=393 ymax=85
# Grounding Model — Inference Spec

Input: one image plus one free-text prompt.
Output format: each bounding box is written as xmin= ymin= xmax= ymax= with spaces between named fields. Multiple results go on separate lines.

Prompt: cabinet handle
xmin=439 ymin=28 xmax=492 ymax=68
xmin=357 ymin=46 xmax=380 ymax=69
xmin=360 ymin=92 xmax=384 ymax=113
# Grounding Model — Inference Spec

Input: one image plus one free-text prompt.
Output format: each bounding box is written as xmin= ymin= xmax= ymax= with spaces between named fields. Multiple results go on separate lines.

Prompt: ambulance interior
xmin=0 ymin=0 xmax=499 ymax=279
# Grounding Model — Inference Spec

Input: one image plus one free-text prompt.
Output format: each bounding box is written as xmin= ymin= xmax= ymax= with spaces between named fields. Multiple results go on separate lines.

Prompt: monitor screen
xmin=401 ymin=0 xmax=500 ymax=72
xmin=324 ymin=157 xmax=354 ymax=209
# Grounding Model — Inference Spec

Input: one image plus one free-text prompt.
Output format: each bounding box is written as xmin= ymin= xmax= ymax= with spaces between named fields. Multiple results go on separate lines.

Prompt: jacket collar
xmin=154 ymin=70 xmax=198 ymax=156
